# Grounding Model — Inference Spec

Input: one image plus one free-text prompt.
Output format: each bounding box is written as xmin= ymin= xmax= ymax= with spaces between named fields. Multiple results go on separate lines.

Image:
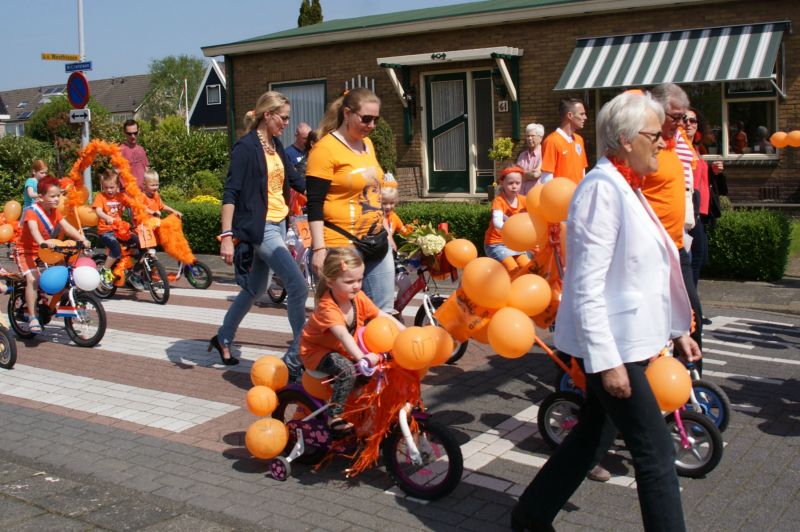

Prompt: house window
xmin=270 ymin=79 xmax=326 ymax=148
xmin=17 ymin=101 xmax=27 ymax=108
xmin=206 ymin=84 xmax=221 ymax=106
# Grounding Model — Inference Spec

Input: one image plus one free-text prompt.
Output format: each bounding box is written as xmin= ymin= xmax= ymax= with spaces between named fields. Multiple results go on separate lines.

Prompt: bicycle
xmin=92 ymin=224 xmax=170 ymax=305
xmin=170 ymin=260 xmax=213 ymax=290
xmin=269 ymin=330 xmax=464 ymax=500
xmin=5 ymin=242 xmax=107 ymax=347
xmin=0 ymin=312 xmax=17 ymax=369
xmin=267 ymin=215 xmax=315 ymax=303
xmin=394 ymin=255 xmax=469 ymax=365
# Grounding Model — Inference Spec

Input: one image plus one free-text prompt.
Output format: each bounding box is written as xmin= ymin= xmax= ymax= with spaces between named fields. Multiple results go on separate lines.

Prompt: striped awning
xmin=555 ymin=21 xmax=789 ymax=90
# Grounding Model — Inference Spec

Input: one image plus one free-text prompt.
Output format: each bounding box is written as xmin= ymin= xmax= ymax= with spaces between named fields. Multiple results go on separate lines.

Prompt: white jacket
xmin=553 ymin=157 xmax=692 ymax=373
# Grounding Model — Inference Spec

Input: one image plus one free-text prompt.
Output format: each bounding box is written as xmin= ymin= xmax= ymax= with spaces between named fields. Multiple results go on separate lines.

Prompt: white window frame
xmin=713 ymin=85 xmax=779 ymax=161
xmin=206 ymin=84 xmax=221 ymax=106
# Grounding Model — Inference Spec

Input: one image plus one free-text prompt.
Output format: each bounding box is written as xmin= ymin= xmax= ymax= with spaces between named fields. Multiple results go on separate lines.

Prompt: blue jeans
xmin=218 ymin=221 xmax=306 ymax=375
xmin=100 ymin=231 xmax=139 ymax=259
xmin=360 ymin=246 xmax=394 ymax=313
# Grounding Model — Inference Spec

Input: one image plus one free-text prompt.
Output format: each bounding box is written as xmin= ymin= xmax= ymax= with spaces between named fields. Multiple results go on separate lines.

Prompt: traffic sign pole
xmin=78 ymin=0 xmax=91 ymax=200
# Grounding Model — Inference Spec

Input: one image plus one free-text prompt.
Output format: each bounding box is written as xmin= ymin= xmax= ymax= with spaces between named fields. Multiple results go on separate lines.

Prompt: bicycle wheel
xmin=414 ymin=296 xmax=468 ymax=365
xmin=537 ymin=391 xmax=583 ymax=450
xmin=143 ymin=257 xmax=170 ymax=305
xmin=0 ymin=326 xmax=17 ymax=369
xmin=186 ymin=261 xmax=213 ymax=289
xmin=7 ymin=288 xmax=35 ymax=339
xmin=382 ymin=417 xmax=463 ymax=500
xmin=666 ymin=410 xmax=723 ymax=478
xmin=63 ymin=292 xmax=107 ymax=347
xmin=91 ymin=253 xmax=117 ymax=300
xmin=686 ymin=379 xmax=731 ymax=432
xmin=267 ymin=274 xmax=287 ymax=304
xmin=273 ymin=389 xmax=328 ymax=465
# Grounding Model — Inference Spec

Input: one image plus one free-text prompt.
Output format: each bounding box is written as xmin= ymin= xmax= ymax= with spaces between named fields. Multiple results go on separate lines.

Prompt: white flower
xmin=418 ymin=234 xmax=446 ymax=256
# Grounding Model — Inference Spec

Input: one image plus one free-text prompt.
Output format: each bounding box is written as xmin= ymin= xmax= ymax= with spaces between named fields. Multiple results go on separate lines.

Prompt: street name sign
xmin=42 ymin=53 xmax=81 ymax=61
xmin=65 ymin=61 xmax=92 ymax=73
xmin=69 ymin=108 xmax=91 ymax=123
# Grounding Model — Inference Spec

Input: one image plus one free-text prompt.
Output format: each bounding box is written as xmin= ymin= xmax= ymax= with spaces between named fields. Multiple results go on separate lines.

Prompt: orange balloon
xmin=250 ymin=357 xmax=289 ymax=389
xmin=77 ymin=205 xmax=98 ymax=227
xmin=3 ymin=200 xmax=22 ymax=222
xmin=770 ymin=131 xmax=788 ymax=149
xmin=0 ymin=224 xmax=14 ymax=244
xmin=502 ymin=213 xmax=538 ymax=252
xmin=472 ymin=322 xmax=490 ymax=344
xmin=301 ymin=372 xmax=333 ymax=401
xmin=528 ymin=211 xmax=549 ymax=249
xmin=487 ymin=307 xmax=536 ymax=358
xmin=533 ymin=286 xmax=562 ymax=329
xmin=508 ymin=274 xmax=552 ymax=316
xmin=539 ymin=178 xmax=577 ymax=223
xmin=645 ymin=356 xmax=692 ymax=412
xmin=245 ymin=418 xmax=289 ymax=459
xmin=461 ymin=257 xmax=511 ymax=309
xmin=392 ymin=326 xmax=437 ymax=370
xmin=425 ymin=325 xmax=455 ymax=366
xmin=417 ymin=367 xmax=429 ymax=380
xmin=526 ymin=182 xmax=544 ymax=211
xmin=787 ymin=130 xmax=800 ymax=148
xmin=444 ymin=239 xmax=478 ymax=269
xmin=363 ymin=316 xmax=400 ymax=353
xmin=246 ymin=385 xmax=278 ymax=417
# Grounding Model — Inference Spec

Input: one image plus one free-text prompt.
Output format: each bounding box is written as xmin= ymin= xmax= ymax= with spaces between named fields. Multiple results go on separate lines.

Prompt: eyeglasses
xmin=125 ymin=130 xmax=139 ymax=136
xmin=665 ymin=112 xmax=687 ymax=123
xmin=350 ymin=110 xmax=380 ymax=125
xmin=638 ymin=130 xmax=664 ymax=143
xmin=686 ymin=117 xmax=698 ymax=124
xmin=273 ymin=114 xmax=290 ymax=123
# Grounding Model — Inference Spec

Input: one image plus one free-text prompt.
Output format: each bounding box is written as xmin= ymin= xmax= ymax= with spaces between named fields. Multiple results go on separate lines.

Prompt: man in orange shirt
xmin=540 ymin=98 xmax=589 ymax=184
xmin=641 ymin=82 xmax=704 ymax=358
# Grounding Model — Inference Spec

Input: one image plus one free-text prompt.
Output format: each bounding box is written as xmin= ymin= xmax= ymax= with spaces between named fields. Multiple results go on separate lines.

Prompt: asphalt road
xmin=0 ymin=276 xmax=799 ymax=531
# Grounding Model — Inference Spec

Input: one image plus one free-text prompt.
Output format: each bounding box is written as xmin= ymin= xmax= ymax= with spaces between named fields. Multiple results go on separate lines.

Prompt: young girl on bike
xmin=299 ymin=247 xmax=405 ymax=438
xmin=15 ymin=176 xmax=91 ymax=333
xmin=484 ymin=166 xmax=529 ymax=273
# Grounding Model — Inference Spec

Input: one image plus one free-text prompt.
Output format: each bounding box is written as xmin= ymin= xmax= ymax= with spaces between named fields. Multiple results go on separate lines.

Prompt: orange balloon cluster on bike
xmin=243 ymin=356 xmax=292 ymax=460
xmin=430 ymin=176 xmax=577 ymax=361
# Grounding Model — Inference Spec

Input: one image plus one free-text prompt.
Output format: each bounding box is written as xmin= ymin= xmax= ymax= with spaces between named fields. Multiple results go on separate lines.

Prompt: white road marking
xmin=704 ymin=370 xmax=783 ymax=385
xmin=704 ymin=348 xmax=800 ymax=366
xmin=703 ymin=337 xmax=754 ymax=350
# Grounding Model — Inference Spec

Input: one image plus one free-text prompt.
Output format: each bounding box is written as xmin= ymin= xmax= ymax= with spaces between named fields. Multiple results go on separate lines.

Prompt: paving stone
xmin=7 ymin=512 xmax=91 ymax=531
xmin=140 ymin=513 xmax=235 ymax=532
xmin=82 ymin=499 xmax=179 ymax=531
xmin=0 ymin=496 xmax=46 ymax=526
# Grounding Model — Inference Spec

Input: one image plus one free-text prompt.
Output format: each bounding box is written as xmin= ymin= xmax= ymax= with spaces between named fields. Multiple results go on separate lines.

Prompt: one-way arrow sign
xmin=69 ymin=108 xmax=92 ymax=123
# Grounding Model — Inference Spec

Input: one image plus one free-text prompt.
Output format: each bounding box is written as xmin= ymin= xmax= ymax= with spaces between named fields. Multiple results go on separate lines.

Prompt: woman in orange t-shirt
xmin=306 ymin=88 xmax=394 ymax=313
xmin=300 ymin=248 xmax=404 ymax=436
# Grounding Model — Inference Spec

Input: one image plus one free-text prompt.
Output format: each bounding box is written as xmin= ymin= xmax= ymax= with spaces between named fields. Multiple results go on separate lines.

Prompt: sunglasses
xmin=638 ymin=130 xmax=664 ymax=143
xmin=273 ymin=114 xmax=290 ymax=123
xmin=666 ymin=112 xmax=687 ymax=123
xmin=125 ymin=130 xmax=139 ymax=136
xmin=350 ymin=110 xmax=379 ymax=125
xmin=686 ymin=117 xmax=698 ymax=124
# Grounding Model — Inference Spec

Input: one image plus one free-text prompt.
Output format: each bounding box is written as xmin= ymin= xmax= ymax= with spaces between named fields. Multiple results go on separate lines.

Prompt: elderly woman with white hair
xmin=510 ymin=91 xmax=701 ymax=532
xmin=517 ymin=123 xmax=544 ymax=194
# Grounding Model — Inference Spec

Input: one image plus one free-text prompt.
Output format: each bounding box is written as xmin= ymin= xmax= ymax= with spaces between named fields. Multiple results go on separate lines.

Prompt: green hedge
xmin=0 ymin=135 xmax=57 ymax=202
xmin=706 ymin=209 xmax=791 ymax=281
xmin=170 ymin=201 xmax=221 ymax=255
xmin=396 ymin=202 xmax=490 ymax=252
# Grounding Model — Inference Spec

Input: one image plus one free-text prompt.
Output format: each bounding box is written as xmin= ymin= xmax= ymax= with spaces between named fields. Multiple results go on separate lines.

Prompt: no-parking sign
xmin=67 ymin=72 xmax=90 ymax=109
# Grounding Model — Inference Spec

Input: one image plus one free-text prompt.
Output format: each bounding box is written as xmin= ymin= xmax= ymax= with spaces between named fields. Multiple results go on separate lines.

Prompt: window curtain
xmin=273 ymin=82 xmax=325 ymax=148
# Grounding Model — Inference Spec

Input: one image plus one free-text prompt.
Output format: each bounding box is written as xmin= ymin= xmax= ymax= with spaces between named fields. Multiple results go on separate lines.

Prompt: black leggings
xmin=316 ymin=352 xmax=356 ymax=418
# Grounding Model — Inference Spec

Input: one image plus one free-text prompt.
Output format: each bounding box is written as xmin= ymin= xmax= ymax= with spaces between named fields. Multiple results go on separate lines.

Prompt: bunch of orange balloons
xmin=244 ymin=357 xmax=290 ymax=460
xmin=363 ymin=315 xmax=456 ymax=373
xmin=0 ymin=200 xmax=22 ymax=244
xmin=769 ymin=130 xmax=800 ymax=149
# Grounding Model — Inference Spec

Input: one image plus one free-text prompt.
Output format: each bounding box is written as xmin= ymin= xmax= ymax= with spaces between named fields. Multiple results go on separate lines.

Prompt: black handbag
xmin=324 ymin=220 xmax=389 ymax=263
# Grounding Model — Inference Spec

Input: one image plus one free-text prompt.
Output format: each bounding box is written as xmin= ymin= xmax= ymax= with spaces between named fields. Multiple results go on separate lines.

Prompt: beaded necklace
xmin=256 ymin=129 xmax=276 ymax=155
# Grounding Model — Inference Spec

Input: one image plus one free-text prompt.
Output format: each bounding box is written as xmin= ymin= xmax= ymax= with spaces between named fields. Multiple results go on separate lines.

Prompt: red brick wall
xmin=227 ymin=0 xmax=799 ymax=203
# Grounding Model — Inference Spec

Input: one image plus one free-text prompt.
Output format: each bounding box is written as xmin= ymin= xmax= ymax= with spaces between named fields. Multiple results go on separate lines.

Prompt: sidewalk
xmin=163 ymin=253 xmax=800 ymax=315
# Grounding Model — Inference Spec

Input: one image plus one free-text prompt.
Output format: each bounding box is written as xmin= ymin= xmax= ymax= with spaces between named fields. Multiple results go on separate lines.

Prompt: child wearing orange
xmin=484 ymin=166 xmax=529 ymax=272
xmin=381 ymin=185 xmax=403 ymax=252
xmin=15 ymin=176 xmax=90 ymax=333
xmin=300 ymin=247 xmax=405 ymax=438
xmin=140 ymin=169 xmax=182 ymax=222
xmin=92 ymin=169 xmax=137 ymax=287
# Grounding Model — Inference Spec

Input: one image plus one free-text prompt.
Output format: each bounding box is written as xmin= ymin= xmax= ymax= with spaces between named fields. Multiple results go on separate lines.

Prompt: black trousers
xmin=679 ymin=247 xmax=703 ymax=374
xmin=516 ymin=361 xmax=685 ymax=532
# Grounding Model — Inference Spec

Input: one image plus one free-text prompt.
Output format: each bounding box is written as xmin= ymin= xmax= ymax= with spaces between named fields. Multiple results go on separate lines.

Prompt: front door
xmin=425 ymin=73 xmax=469 ymax=193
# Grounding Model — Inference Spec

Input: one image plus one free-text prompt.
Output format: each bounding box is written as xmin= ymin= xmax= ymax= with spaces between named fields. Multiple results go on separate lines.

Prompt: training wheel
xmin=269 ymin=456 xmax=291 ymax=481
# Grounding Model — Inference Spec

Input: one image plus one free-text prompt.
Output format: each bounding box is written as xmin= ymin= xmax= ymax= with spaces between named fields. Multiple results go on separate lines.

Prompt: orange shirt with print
xmin=143 ymin=191 xmax=165 ymax=213
xmin=641 ymin=148 xmax=685 ymax=249
xmin=541 ymin=130 xmax=588 ymax=184
xmin=300 ymin=290 xmax=380 ymax=371
xmin=484 ymin=193 xmax=527 ymax=245
xmin=305 ymin=134 xmax=384 ymax=247
xmin=386 ymin=211 xmax=404 ymax=234
xmin=18 ymin=206 xmax=62 ymax=253
xmin=92 ymin=192 xmax=130 ymax=233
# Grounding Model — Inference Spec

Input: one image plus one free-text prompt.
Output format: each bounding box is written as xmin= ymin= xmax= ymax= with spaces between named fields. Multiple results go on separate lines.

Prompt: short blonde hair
xmin=381 ymin=187 xmax=398 ymax=202
xmin=144 ymin=169 xmax=159 ymax=183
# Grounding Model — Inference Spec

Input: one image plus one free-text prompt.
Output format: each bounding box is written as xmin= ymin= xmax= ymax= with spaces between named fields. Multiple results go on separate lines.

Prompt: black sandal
xmin=329 ymin=418 xmax=355 ymax=439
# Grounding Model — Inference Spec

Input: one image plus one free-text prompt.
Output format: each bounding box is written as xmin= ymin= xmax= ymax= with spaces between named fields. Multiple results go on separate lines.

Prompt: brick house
xmin=202 ymin=0 xmax=799 ymax=204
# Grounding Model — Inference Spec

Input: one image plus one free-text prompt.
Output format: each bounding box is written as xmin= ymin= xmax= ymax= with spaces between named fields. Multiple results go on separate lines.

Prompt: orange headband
xmin=499 ymin=166 xmax=524 ymax=180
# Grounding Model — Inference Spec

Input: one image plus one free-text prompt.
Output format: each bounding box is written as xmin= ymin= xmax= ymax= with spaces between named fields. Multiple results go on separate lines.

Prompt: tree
xmin=140 ymin=55 xmax=205 ymax=120
xmin=298 ymin=0 xmax=323 ymax=27
xmin=310 ymin=0 xmax=323 ymax=24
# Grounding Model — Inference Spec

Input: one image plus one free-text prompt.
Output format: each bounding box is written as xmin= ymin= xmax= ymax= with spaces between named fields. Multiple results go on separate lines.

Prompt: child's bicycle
xmin=269 ymin=331 xmax=464 ymax=500
xmin=536 ymin=346 xmax=723 ymax=478
xmin=0 ymin=312 xmax=18 ymax=369
xmin=92 ymin=228 xmax=170 ymax=305
xmin=394 ymin=255 xmax=468 ymax=365
xmin=170 ymin=259 xmax=213 ymax=290
xmin=5 ymin=242 xmax=107 ymax=347
xmin=267 ymin=215 xmax=315 ymax=303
